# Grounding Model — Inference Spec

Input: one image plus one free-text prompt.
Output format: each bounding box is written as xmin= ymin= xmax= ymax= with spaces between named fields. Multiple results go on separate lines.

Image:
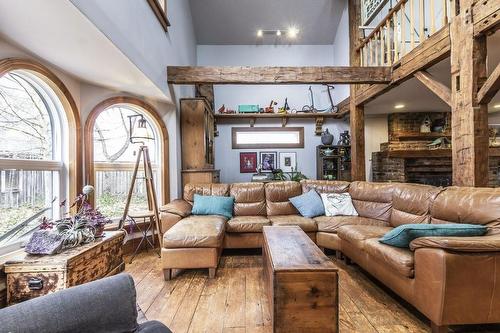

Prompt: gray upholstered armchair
xmin=0 ymin=273 xmax=171 ymax=333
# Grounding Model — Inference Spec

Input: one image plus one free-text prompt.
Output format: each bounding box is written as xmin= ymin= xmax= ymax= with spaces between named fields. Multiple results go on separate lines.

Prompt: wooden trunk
xmin=262 ymin=226 xmax=338 ymax=333
xmin=4 ymin=231 xmax=125 ymax=305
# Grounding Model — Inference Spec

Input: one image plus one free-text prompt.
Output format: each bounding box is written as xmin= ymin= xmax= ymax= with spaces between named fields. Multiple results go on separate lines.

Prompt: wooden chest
xmin=4 ymin=230 xmax=125 ymax=305
xmin=263 ymin=226 xmax=339 ymax=333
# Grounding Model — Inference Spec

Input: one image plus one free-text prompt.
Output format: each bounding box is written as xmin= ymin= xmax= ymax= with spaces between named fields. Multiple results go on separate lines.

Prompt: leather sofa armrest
xmin=410 ymin=234 xmax=500 ymax=252
xmin=160 ymin=199 xmax=192 ymax=218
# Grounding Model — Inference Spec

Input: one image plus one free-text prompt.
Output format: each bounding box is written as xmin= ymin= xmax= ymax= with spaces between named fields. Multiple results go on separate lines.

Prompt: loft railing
xmin=358 ymin=0 xmax=457 ymax=66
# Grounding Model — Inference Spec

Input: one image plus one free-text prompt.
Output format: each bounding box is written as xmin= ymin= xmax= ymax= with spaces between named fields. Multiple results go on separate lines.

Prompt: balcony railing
xmin=358 ymin=0 xmax=456 ymax=66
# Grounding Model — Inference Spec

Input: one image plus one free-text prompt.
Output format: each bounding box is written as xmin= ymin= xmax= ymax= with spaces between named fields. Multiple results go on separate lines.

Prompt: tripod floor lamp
xmin=120 ymin=114 xmax=162 ymax=259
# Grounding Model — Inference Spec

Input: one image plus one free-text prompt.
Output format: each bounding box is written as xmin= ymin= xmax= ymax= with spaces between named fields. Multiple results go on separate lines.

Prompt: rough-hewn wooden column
xmin=450 ymin=1 xmax=489 ymax=187
xmin=349 ymin=0 xmax=366 ymax=181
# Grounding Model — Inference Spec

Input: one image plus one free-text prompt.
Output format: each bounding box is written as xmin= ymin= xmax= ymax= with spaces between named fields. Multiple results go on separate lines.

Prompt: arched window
xmin=86 ymin=98 xmax=169 ymax=220
xmin=0 ymin=70 xmax=69 ymax=244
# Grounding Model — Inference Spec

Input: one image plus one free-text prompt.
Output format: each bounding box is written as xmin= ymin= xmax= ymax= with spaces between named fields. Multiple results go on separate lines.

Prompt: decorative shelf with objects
xmin=392 ymin=132 xmax=452 ymax=141
xmin=316 ymin=145 xmax=351 ymax=181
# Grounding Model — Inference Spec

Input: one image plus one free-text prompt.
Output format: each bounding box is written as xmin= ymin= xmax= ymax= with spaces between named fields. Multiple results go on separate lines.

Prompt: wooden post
xmin=349 ymin=0 xmax=366 ymax=181
xmin=450 ymin=2 xmax=489 ymax=187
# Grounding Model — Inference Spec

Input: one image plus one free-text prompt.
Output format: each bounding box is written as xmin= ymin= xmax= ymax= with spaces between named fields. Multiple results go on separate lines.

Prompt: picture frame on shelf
xmin=279 ymin=152 xmax=297 ymax=173
xmin=259 ymin=151 xmax=277 ymax=172
xmin=240 ymin=152 xmax=257 ymax=173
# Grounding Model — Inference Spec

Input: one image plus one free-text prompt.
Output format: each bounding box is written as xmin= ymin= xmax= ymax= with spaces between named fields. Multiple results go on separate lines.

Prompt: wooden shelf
xmin=214 ymin=112 xmax=345 ymax=120
xmin=490 ymin=147 xmax=500 ymax=157
xmin=379 ymin=148 xmax=500 ymax=158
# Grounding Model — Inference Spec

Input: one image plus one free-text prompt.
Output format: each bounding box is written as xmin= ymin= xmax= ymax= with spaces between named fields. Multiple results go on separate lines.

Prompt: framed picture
xmin=259 ymin=152 xmax=277 ymax=173
xmin=279 ymin=152 xmax=297 ymax=173
xmin=240 ymin=152 xmax=257 ymax=173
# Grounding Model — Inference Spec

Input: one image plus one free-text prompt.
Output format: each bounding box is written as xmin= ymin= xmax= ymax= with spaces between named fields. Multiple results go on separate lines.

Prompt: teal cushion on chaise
xmin=379 ymin=223 xmax=488 ymax=248
xmin=191 ymin=194 xmax=235 ymax=219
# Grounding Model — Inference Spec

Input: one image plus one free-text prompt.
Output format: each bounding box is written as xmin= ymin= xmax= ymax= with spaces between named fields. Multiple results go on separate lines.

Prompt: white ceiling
xmin=365 ymin=32 xmax=500 ymax=117
xmin=189 ymin=0 xmax=346 ymax=45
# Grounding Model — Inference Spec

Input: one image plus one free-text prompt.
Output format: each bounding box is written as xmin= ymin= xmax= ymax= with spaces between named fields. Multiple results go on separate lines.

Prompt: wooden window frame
xmin=147 ymin=0 xmax=170 ymax=32
xmin=232 ymin=127 xmax=305 ymax=149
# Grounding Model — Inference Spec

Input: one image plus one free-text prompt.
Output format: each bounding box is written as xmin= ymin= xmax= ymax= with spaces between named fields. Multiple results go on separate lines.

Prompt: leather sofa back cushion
xmin=230 ymin=183 xmax=266 ymax=216
xmin=300 ymin=180 xmax=350 ymax=194
xmin=390 ymin=184 xmax=442 ymax=227
xmin=265 ymin=181 xmax=301 ymax=216
xmin=431 ymin=187 xmax=500 ymax=230
xmin=349 ymin=181 xmax=395 ymax=222
xmin=183 ymin=183 xmax=230 ymax=204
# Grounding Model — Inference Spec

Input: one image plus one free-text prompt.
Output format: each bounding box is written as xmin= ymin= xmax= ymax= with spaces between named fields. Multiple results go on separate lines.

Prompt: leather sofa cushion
xmin=349 ymin=181 xmax=395 ymax=222
xmin=337 ymin=225 xmax=393 ymax=250
xmin=314 ymin=215 xmax=390 ymax=233
xmin=390 ymin=183 xmax=442 ymax=227
xmin=300 ymin=180 xmax=350 ymax=194
xmin=410 ymin=234 xmax=500 ymax=252
xmin=269 ymin=215 xmax=317 ymax=232
xmin=163 ymin=215 xmax=226 ymax=248
xmin=430 ymin=187 xmax=500 ymax=231
xmin=226 ymin=216 xmax=271 ymax=233
xmin=183 ymin=184 xmax=230 ymax=204
xmin=230 ymin=183 xmax=266 ymax=216
xmin=265 ymin=181 xmax=301 ymax=216
xmin=364 ymin=238 xmax=415 ymax=278
xmin=159 ymin=199 xmax=192 ymax=217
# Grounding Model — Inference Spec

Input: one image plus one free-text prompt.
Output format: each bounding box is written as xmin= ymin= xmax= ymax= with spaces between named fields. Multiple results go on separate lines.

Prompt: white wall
xmin=332 ymin=3 xmax=350 ymax=101
xmin=197 ymin=44 xmax=350 ymax=183
xmin=364 ymin=115 xmax=389 ymax=181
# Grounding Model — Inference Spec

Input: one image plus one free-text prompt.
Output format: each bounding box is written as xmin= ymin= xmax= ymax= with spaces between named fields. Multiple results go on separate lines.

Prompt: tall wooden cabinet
xmin=180 ymin=98 xmax=220 ymax=186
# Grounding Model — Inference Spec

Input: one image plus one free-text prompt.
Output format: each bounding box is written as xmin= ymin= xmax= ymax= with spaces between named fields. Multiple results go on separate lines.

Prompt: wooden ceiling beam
xmin=477 ymin=63 xmax=500 ymax=104
xmin=414 ymin=70 xmax=452 ymax=107
xmin=167 ymin=66 xmax=392 ymax=85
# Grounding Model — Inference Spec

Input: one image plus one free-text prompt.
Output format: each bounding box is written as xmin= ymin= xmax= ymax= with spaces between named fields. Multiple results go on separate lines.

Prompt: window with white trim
xmin=93 ymin=105 xmax=162 ymax=219
xmin=0 ymin=71 xmax=68 ymax=246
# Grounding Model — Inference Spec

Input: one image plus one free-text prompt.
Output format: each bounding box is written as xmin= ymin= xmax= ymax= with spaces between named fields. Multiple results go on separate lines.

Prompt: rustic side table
xmin=4 ymin=230 xmax=125 ymax=305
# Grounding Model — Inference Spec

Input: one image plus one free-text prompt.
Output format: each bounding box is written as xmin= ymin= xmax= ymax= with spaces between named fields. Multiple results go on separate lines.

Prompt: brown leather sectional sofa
xmin=160 ymin=180 xmax=500 ymax=331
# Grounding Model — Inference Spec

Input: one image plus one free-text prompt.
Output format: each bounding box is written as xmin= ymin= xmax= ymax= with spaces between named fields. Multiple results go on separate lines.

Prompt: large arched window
xmin=85 ymin=97 xmax=169 ymax=220
xmin=0 ymin=59 xmax=81 ymax=246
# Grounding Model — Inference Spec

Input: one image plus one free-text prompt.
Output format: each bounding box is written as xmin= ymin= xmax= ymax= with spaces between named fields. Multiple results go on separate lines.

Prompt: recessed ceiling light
xmin=257 ymin=29 xmax=263 ymax=37
xmin=276 ymin=30 xmax=281 ymax=36
xmin=494 ymin=104 xmax=500 ymax=109
xmin=394 ymin=104 xmax=405 ymax=109
xmin=288 ymin=27 xmax=299 ymax=38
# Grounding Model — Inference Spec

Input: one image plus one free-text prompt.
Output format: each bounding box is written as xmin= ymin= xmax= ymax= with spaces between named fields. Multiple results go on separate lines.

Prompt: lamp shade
xmin=130 ymin=116 xmax=154 ymax=142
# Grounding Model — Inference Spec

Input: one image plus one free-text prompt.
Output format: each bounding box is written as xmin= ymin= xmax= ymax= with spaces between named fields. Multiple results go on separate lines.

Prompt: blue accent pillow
xmin=191 ymin=194 xmax=235 ymax=219
xmin=379 ymin=223 xmax=488 ymax=248
xmin=289 ymin=189 xmax=325 ymax=218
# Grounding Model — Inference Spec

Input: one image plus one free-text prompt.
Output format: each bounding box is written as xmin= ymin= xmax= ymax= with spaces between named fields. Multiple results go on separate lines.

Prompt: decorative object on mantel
xmin=278 ymin=98 xmax=290 ymax=114
xmin=338 ymin=130 xmax=351 ymax=146
xmin=428 ymin=137 xmax=451 ymax=150
xmin=25 ymin=185 xmax=112 ymax=255
xmin=240 ymin=152 xmax=258 ymax=173
xmin=420 ymin=115 xmax=432 ymax=133
xmin=321 ymin=128 xmax=334 ymax=145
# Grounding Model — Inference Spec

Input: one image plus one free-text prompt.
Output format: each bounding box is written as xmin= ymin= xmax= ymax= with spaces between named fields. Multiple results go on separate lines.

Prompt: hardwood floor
xmin=126 ymin=251 xmax=500 ymax=333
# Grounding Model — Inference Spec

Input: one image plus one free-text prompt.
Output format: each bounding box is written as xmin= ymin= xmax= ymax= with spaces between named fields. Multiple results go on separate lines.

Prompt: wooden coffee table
xmin=262 ymin=226 xmax=338 ymax=333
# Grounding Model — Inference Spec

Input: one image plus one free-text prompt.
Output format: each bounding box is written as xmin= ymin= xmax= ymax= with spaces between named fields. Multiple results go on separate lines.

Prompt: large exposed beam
xmin=473 ymin=0 xmax=500 ymax=36
xmin=450 ymin=5 xmax=489 ymax=187
xmin=167 ymin=66 xmax=392 ymax=85
xmin=414 ymin=71 xmax=452 ymax=106
xmin=349 ymin=0 xmax=366 ymax=181
xmin=477 ymin=63 xmax=500 ymax=104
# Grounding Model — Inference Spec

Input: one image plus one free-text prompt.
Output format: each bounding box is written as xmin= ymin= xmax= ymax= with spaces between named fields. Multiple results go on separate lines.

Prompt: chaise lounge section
xmin=159 ymin=180 xmax=500 ymax=331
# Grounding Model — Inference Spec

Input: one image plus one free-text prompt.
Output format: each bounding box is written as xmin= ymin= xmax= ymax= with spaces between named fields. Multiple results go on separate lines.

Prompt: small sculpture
xmin=264 ymin=100 xmax=277 ymax=113
xmin=321 ymin=128 xmax=334 ymax=145
xmin=338 ymin=130 xmax=351 ymax=145
xmin=420 ymin=115 xmax=432 ymax=133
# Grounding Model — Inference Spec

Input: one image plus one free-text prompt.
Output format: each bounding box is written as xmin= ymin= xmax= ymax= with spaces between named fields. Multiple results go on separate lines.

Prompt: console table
xmin=262 ymin=226 xmax=338 ymax=333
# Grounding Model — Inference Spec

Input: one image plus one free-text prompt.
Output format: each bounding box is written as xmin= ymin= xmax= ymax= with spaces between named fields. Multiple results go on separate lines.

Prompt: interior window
xmin=0 ymin=71 xmax=67 ymax=246
xmin=93 ymin=105 xmax=162 ymax=219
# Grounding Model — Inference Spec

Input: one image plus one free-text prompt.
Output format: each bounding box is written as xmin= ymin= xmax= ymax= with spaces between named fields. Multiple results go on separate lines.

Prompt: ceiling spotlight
xmin=394 ymin=104 xmax=405 ymax=109
xmin=495 ymin=104 xmax=500 ymax=109
xmin=288 ymin=27 xmax=299 ymax=38
xmin=276 ymin=30 xmax=282 ymax=36
xmin=257 ymin=29 xmax=263 ymax=37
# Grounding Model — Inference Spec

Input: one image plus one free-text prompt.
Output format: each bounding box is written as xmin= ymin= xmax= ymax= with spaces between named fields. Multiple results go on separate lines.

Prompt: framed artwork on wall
xmin=240 ymin=152 xmax=257 ymax=173
xmin=259 ymin=152 xmax=277 ymax=173
xmin=279 ymin=152 xmax=297 ymax=173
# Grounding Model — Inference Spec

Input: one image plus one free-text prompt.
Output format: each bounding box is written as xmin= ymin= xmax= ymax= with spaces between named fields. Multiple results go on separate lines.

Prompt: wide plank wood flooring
xmin=126 ymin=251 xmax=500 ymax=333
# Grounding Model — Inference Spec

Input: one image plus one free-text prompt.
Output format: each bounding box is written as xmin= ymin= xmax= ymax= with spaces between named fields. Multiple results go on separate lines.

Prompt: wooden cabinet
xmin=180 ymin=98 xmax=219 ymax=186
xmin=316 ymin=145 xmax=351 ymax=181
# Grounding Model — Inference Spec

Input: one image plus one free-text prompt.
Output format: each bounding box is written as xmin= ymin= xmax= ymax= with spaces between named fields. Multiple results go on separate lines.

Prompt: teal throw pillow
xmin=289 ymin=189 xmax=325 ymax=218
xmin=379 ymin=223 xmax=488 ymax=248
xmin=191 ymin=194 xmax=235 ymax=219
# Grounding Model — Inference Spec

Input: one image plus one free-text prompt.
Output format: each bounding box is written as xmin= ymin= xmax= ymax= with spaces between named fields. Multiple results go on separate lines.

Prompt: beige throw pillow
xmin=320 ymin=193 xmax=358 ymax=217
